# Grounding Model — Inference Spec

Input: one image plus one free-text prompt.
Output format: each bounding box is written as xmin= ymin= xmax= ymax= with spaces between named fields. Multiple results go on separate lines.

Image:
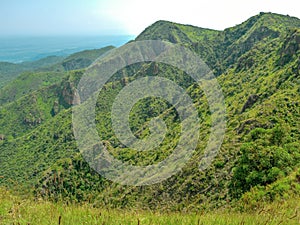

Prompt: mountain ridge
xmin=136 ymin=12 xmax=300 ymax=75
xmin=0 ymin=12 xmax=299 ymax=211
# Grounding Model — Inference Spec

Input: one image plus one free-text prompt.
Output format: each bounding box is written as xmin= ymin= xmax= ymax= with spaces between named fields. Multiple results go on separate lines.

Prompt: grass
xmin=0 ymin=189 xmax=299 ymax=225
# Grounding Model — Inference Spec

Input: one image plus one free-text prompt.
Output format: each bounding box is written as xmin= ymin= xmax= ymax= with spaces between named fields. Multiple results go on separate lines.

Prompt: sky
xmin=0 ymin=0 xmax=299 ymax=36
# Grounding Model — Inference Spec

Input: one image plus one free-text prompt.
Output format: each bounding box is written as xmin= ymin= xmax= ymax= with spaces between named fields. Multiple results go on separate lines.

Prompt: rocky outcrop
xmin=241 ymin=94 xmax=259 ymax=113
xmin=61 ymin=81 xmax=80 ymax=106
xmin=278 ymin=29 xmax=300 ymax=65
xmin=0 ymin=134 xmax=5 ymax=140
xmin=51 ymin=100 xmax=60 ymax=116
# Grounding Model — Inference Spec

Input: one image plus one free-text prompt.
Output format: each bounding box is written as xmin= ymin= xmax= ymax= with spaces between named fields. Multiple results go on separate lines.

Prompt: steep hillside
xmin=0 ymin=56 xmax=64 ymax=88
xmin=0 ymin=46 xmax=114 ymax=142
xmin=59 ymin=46 xmax=115 ymax=71
xmin=0 ymin=13 xmax=299 ymax=211
xmin=0 ymin=71 xmax=66 ymax=105
xmin=0 ymin=46 xmax=115 ymax=106
xmin=0 ymin=70 xmax=82 ymax=139
xmin=0 ymin=46 xmax=115 ymax=91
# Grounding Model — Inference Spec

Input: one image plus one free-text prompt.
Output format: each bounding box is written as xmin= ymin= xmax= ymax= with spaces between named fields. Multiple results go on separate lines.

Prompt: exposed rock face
xmin=0 ymin=134 xmax=5 ymax=140
xmin=61 ymin=81 xmax=80 ymax=106
xmin=153 ymin=63 xmax=159 ymax=75
xmin=278 ymin=29 xmax=300 ymax=65
xmin=72 ymin=89 xmax=81 ymax=105
xmin=241 ymin=94 xmax=259 ymax=113
xmin=51 ymin=100 xmax=60 ymax=116
xmin=168 ymin=33 xmax=178 ymax=43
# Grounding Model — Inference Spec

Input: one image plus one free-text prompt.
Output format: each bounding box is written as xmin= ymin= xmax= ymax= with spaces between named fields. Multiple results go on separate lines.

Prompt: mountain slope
xmin=137 ymin=12 xmax=300 ymax=75
xmin=0 ymin=56 xmax=64 ymax=88
xmin=0 ymin=46 xmax=115 ymax=92
xmin=0 ymin=46 xmax=114 ymax=140
xmin=0 ymin=12 xmax=299 ymax=210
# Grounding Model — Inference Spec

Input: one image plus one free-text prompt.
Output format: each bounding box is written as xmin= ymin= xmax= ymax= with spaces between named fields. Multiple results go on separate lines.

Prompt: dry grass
xmin=0 ymin=189 xmax=299 ymax=225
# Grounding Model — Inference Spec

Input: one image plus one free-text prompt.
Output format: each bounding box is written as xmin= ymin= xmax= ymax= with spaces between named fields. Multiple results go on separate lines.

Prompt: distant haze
xmin=0 ymin=0 xmax=299 ymax=36
xmin=0 ymin=35 xmax=134 ymax=63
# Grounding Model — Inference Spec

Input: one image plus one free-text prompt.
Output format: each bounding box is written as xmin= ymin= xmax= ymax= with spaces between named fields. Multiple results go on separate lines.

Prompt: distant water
xmin=0 ymin=35 xmax=135 ymax=63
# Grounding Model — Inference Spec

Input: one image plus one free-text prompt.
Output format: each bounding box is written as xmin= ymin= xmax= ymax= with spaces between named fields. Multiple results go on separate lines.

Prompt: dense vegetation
xmin=0 ymin=46 xmax=114 ymax=90
xmin=0 ymin=12 xmax=299 ymax=223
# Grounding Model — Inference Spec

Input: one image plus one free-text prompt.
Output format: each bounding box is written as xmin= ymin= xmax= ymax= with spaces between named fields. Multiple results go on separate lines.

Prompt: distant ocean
xmin=0 ymin=35 xmax=135 ymax=63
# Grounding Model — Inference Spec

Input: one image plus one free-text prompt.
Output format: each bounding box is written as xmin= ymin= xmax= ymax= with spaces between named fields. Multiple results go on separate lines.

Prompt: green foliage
xmin=0 ymin=71 xmax=66 ymax=104
xmin=0 ymin=56 xmax=65 ymax=88
xmin=239 ymin=168 xmax=300 ymax=211
xmin=0 ymin=13 xmax=300 ymax=212
xmin=230 ymin=126 xmax=300 ymax=198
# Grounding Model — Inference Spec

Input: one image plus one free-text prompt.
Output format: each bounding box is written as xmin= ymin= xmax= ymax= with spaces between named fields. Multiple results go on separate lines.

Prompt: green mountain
xmin=0 ymin=46 xmax=114 ymax=138
xmin=0 ymin=46 xmax=115 ymax=97
xmin=0 ymin=56 xmax=64 ymax=88
xmin=0 ymin=12 xmax=299 ymax=211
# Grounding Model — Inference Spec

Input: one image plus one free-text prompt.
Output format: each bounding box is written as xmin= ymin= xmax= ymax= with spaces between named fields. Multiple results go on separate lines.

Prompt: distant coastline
xmin=0 ymin=35 xmax=135 ymax=63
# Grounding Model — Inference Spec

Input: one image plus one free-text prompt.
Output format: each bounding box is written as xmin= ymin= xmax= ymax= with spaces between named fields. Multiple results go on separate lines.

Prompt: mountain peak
xmin=242 ymin=12 xmax=300 ymax=32
xmin=137 ymin=13 xmax=300 ymax=45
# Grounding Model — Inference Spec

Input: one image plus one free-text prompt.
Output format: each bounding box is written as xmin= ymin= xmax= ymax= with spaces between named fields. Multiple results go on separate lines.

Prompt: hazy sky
xmin=0 ymin=0 xmax=299 ymax=36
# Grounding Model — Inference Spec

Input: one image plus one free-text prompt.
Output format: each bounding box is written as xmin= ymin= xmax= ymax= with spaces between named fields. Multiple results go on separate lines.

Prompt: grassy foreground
xmin=0 ymin=189 xmax=299 ymax=225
